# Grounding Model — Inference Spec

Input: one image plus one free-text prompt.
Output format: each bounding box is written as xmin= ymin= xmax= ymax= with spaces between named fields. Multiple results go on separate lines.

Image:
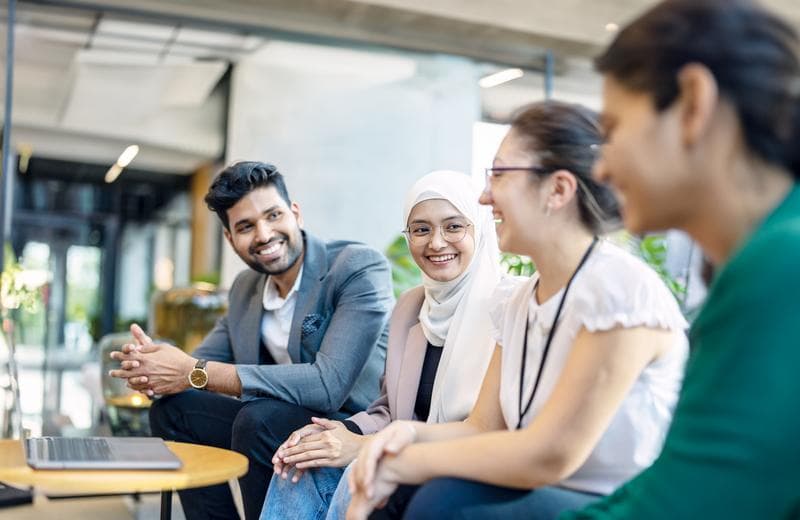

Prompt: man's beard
xmin=243 ymin=232 xmax=304 ymax=276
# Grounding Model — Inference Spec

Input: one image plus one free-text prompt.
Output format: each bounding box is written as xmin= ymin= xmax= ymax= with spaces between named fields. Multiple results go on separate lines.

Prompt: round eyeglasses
xmin=403 ymin=221 xmax=472 ymax=246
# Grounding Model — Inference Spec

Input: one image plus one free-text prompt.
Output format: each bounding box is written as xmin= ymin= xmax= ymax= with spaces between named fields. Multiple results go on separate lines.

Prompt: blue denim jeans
xmin=260 ymin=466 xmax=346 ymax=520
xmin=325 ymin=464 xmax=354 ymax=520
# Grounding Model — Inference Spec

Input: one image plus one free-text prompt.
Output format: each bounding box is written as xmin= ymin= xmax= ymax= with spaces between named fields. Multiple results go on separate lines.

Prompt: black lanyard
xmin=516 ymin=236 xmax=598 ymax=430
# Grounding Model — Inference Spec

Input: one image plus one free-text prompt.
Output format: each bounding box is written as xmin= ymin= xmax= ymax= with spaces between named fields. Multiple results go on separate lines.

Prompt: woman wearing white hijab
xmin=260 ymin=170 xmax=504 ymax=519
xmin=347 ymin=101 xmax=689 ymax=520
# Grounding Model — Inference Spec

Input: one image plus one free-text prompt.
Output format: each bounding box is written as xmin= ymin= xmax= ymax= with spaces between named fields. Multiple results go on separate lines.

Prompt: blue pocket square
xmin=301 ymin=313 xmax=325 ymax=338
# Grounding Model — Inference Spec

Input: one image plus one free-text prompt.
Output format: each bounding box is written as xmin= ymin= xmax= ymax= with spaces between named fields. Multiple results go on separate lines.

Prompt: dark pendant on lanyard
xmin=516 ymin=236 xmax=598 ymax=430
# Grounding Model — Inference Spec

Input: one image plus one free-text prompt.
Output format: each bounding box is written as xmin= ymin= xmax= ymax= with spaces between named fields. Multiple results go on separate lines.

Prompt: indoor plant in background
xmin=0 ymin=244 xmax=43 ymax=439
xmin=0 ymin=245 xmax=40 ymax=507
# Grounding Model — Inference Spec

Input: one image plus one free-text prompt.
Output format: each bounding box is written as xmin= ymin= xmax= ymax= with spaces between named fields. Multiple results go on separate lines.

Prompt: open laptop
xmin=25 ymin=436 xmax=182 ymax=470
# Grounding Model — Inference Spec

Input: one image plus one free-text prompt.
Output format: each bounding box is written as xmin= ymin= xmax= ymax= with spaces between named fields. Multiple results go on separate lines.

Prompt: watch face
xmin=189 ymin=368 xmax=208 ymax=389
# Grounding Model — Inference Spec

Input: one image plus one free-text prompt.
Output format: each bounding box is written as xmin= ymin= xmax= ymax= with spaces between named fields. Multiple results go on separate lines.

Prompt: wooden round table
xmin=0 ymin=439 xmax=248 ymax=519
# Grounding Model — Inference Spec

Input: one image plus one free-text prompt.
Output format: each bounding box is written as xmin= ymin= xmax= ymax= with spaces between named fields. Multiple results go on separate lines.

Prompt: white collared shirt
xmin=260 ymin=266 xmax=303 ymax=365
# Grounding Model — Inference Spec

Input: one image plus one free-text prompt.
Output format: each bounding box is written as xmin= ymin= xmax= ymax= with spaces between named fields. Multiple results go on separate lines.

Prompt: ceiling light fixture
xmin=105 ymin=144 xmax=140 ymax=183
xmin=479 ymin=68 xmax=524 ymax=89
xmin=117 ymin=144 xmax=140 ymax=167
xmin=17 ymin=143 xmax=33 ymax=174
xmin=104 ymin=163 xmax=124 ymax=184
xmin=605 ymin=23 xmax=619 ymax=32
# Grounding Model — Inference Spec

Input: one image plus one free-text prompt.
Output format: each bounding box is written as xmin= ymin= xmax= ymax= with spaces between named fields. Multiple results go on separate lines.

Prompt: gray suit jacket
xmin=193 ymin=232 xmax=393 ymax=416
xmin=348 ymin=286 xmax=428 ymax=434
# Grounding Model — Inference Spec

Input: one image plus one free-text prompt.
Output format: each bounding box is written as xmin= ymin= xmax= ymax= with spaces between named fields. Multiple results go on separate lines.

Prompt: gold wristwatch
xmin=188 ymin=359 xmax=209 ymax=390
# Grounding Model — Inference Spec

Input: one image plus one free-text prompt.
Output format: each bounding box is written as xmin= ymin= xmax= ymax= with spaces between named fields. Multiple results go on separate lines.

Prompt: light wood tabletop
xmin=0 ymin=439 xmax=248 ymax=495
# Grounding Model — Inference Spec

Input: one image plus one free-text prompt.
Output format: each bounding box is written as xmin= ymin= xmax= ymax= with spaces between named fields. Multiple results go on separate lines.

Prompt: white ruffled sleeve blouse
xmin=489 ymin=239 xmax=689 ymax=495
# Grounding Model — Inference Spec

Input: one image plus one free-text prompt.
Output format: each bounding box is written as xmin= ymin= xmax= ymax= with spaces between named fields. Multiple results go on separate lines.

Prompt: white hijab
xmin=403 ymin=170 xmax=501 ymax=423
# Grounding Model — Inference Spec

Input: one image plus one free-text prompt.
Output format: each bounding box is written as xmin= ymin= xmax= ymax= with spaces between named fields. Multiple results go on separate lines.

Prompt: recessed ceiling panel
xmin=251 ymin=40 xmax=417 ymax=86
xmin=176 ymin=27 xmax=251 ymax=49
xmin=96 ymin=18 xmax=175 ymax=43
xmin=161 ymin=61 xmax=228 ymax=107
xmin=91 ymin=33 xmax=166 ymax=54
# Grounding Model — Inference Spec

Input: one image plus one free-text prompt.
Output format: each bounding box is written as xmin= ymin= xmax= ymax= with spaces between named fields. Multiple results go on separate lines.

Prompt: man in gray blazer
xmin=110 ymin=161 xmax=393 ymax=520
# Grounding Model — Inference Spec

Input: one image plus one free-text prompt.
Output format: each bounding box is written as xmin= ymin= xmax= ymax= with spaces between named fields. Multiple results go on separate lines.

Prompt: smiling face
xmin=223 ymin=186 xmax=304 ymax=275
xmin=594 ymin=75 xmax=700 ymax=234
xmin=479 ymin=130 xmax=550 ymax=255
xmin=406 ymin=199 xmax=476 ymax=282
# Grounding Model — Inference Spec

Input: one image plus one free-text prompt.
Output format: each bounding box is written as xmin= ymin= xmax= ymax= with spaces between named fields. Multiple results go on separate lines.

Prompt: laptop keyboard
xmin=42 ymin=437 xmax=114 ymax=462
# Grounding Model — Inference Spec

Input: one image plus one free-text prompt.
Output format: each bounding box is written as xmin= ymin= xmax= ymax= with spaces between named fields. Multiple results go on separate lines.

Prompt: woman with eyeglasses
xmin=345 ymin=100 xmax=689 ymax=520
xmin=260 ymin=170 xmax=505 ymax=519
xmin=563 ymin=0 xmax=800 ymax=518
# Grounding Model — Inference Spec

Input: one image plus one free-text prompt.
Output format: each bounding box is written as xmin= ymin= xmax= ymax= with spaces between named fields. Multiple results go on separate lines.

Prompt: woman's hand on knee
xmin=280 ymin=418 xmax=364 ymax=470
xmin=272 ymin=422 xmax=325 ymax=478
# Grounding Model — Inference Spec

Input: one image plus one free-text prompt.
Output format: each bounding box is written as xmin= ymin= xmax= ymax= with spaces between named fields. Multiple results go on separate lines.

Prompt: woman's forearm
xmin=385 ymin=428 xmax=566 ymax=490
xmin=407 ymin=419 xmax=484 ymax=443
xmin=381 ymin=327 xmax=662 ymax=490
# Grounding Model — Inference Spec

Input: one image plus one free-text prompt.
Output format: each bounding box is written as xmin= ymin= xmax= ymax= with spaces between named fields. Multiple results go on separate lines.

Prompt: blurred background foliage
xmin=1 ymin=243 xmax=42 ymax=314
xmin=636 ymin=234 xmax=687 ymax=305
xmin=385 ymin=235 xmax=422 ymax=298
xmin=501 ymin=252 xmax=535 ymax=277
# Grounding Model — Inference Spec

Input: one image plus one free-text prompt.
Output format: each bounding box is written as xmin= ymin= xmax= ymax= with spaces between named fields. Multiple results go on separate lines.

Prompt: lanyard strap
xmin=516 ymin=236 xmax=598 ymax=430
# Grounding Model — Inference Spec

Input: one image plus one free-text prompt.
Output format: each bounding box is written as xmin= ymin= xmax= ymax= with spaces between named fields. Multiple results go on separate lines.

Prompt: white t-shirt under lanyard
xmin=489 ymin=239 xmax=689 ymax=495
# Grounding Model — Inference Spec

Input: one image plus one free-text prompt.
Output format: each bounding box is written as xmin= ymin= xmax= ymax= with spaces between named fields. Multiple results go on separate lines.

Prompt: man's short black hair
xmin=204 ymin=161 xmax=292 ymax=229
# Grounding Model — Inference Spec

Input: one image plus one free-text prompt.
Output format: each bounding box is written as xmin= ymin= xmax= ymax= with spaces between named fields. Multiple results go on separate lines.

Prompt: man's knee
xmin=231 ymin=399 xmax=311 ymax=453
xmin=149 ymin=393 xmax=184 ymax=437
xmin=149 ymin=390 xmax=227 ymax=441
xmin=231 ymin=399 xmax=278 ymax=449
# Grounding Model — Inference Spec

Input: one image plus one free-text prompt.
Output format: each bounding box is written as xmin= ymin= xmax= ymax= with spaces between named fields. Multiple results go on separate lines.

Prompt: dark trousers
xmin=401 ymin=478 xmax=603 ymax=520
xmin=149 ymin=391 xmax=320 ymax=520
xmin=368 ymin=485 xmax=420 ymax=519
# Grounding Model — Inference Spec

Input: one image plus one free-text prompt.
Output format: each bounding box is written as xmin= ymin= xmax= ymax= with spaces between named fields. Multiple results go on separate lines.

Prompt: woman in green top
xmin=567 ymin=0 xmax=800 ymax=518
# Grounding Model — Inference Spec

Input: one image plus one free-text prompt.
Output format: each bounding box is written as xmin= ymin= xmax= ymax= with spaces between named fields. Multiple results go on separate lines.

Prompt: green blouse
xmin=565 ymin=183 xmax=800 ymax=519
